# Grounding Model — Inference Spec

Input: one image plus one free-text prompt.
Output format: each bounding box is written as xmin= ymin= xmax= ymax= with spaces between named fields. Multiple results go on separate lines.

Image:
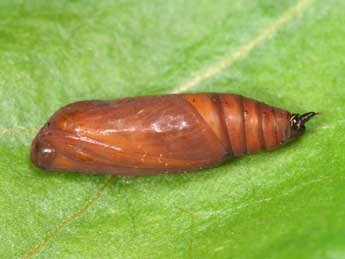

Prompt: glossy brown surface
xmin=31 ymin=93 xmax=303 ymax=175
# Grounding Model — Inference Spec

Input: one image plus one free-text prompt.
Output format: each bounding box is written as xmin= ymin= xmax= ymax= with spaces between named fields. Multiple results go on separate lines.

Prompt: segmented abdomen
xmin=183 ymin=93 xmax=291 ymax=157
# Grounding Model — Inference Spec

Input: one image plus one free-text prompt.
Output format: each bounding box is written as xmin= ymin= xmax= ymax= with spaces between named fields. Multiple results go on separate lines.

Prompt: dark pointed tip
xmin=290 ymin=112 xmax=319 ymax=132
xmin=300 ymin=112 xmax=319 ymax=124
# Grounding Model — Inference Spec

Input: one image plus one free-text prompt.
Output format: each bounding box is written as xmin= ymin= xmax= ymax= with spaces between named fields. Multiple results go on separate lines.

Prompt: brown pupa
xmin=31 ymin=93 xmax=317 ymax=175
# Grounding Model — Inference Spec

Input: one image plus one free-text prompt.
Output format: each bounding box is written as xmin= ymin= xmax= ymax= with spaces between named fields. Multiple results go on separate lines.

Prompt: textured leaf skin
xmin=1 ymin=0 xmax=345 ymax=258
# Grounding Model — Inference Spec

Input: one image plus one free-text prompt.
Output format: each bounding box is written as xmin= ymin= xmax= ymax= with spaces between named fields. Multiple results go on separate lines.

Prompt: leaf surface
xmin=1 ymin=0 xmax=344 ymax=258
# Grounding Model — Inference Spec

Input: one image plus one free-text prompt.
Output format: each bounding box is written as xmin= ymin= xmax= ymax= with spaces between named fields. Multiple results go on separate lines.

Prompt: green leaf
xmin=1 ymin=0 xmax=345 ymax=258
